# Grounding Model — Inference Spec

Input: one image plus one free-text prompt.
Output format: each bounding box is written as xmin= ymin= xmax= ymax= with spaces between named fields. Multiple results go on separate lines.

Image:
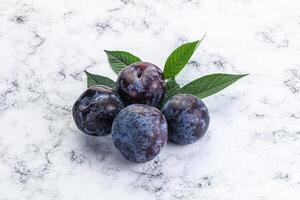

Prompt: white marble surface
xmin=0 ymin=0 xmax=300 ymax=199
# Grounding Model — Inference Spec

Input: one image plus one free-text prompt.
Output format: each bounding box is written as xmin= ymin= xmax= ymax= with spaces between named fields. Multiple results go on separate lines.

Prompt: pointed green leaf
xmin=160 ymin=77 xmax=181 ymax=108
xmin=163 ymin=37 xmax=204 ymax=79
xmin=104 ymin=50 xmax=141 ymax=74
xmin=181 ymin=73 xmax=248 ymax=98
xmin=84 ymin=70 xmax=116 ymax=88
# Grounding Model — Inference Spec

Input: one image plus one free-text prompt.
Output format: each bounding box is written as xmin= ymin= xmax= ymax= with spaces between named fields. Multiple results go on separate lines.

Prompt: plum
xmin=116 ymin=61 xmax=166 ymax=107
xmin=112 ymin=104 xmax=168 ymax=163
xmin=72 ymin=85 xmax=124 ymax=136
xmin=162 ymin=94 xmax=210 ymax=145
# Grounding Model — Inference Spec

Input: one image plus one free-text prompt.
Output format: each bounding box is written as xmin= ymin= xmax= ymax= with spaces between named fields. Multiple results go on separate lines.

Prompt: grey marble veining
xmin=0 ymin=0 xmax=300 ymax=199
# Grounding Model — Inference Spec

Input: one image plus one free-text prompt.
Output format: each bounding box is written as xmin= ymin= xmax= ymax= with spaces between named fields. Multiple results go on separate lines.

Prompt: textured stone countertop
xmin=0 ymin=0 xmax=300 ymax=199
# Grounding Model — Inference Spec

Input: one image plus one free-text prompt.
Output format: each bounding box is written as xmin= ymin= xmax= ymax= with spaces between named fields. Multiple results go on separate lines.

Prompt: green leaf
xmin=181 ymin=73 xmax=248 ymax=99
xmin=160 ymin=77 xmax=181 ymax=108
xmin=163 ymin=37 xmax=204 ymax=79
xmin=84 ymin=70 xmax=116 ymax=88
xmin=104 ymin=50 xmax=141 ymax=74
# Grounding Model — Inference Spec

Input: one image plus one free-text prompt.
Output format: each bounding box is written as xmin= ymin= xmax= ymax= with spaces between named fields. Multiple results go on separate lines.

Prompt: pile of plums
xmin=72 ymin=62 xmax=210 ymax=163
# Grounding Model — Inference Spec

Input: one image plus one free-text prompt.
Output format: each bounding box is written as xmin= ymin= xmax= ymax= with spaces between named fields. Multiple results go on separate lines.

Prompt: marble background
xmin=0 ymin=0 xmax=300 ymax=199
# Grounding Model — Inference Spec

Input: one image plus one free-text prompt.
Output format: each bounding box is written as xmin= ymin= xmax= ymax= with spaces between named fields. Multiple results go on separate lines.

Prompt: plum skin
xmin=112 ymin=104 xmax=168 ymax=163
xmin=116 ymin=61 xmax=166 ymax=108
xmin=72 ymin=85 xmax=124 ymax=136
xmin=162 ymin=94 xmax=210 ymax=145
